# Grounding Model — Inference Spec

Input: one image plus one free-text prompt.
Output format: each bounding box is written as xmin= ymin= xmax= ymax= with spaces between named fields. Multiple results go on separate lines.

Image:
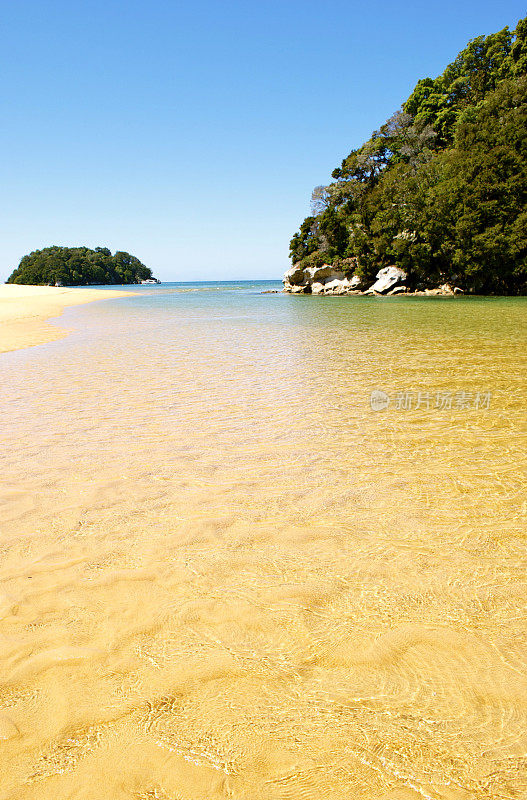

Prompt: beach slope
xmin=0 ymin=285 xmax=135 ymax=353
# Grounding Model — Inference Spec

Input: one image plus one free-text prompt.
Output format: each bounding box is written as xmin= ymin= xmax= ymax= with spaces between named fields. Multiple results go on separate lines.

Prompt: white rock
xmin=323 ymin=279 xmax=343 ymax=293
xmin=283 ymin=263 xmax=307 ymax=286
xmin=324 ymin=277 xmax=353 ymax=295
xmin=367 ymin=266 xmax=407 ymax=294
xmin=283 ymin=263 xmax=366 ymax=296
xmin=305 ymin=265 xmax=345 ymax=283
xmin=349 ymin=274 xmax=362 ymax=289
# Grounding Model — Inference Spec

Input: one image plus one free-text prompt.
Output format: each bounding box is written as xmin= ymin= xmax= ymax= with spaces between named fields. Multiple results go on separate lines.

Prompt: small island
xmin=286 ymin=17 xmax=526 ymax=296
xmin=6 ymin=246 xmax=156 ymax=286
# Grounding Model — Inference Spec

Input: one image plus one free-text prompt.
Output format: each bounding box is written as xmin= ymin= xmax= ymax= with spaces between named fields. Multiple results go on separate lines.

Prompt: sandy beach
xmin=0 ymin=285 xmax=136 ymax=354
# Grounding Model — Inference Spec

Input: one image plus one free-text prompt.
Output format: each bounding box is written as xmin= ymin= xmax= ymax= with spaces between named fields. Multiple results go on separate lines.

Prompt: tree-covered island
xmin=286 ymin=17 xmax=527 ymax=296
xmin=6 ymin=246 xmax=155 ymax=286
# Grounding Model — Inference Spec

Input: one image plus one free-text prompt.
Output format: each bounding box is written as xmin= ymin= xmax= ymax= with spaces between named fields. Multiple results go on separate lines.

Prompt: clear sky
xmin=1 ymin=0 xmax=524 ymax=281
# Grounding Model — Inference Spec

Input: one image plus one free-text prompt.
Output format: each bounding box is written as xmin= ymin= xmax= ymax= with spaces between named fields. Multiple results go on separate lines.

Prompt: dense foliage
xmin=7 ymin=246 xmax=153 ymax=286
xmin=289 ymin=18 xmax=527 ymax=294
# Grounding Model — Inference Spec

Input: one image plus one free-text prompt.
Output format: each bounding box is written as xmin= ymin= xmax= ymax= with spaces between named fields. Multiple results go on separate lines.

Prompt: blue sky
xmin=1 ymin=0 xmax=524 ymax=281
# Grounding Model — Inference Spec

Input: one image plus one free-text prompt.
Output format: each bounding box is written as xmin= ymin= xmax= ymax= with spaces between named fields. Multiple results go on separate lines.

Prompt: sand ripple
xmin=0 ymin=294 xmax=526 ymax=798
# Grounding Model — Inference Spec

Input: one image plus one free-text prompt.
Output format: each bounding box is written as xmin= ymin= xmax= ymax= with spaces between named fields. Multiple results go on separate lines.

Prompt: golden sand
xmin=0 ymin=285 xmax=136 ymax=353
xmin=0 ymin=294 xmax=526 ymax=799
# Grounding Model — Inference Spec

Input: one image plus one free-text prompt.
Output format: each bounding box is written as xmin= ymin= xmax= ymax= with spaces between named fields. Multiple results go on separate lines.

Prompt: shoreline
xmin=281 ymin=287 xmax=465 ymax=297
xmin=0 ymin=284 xmax=137 ymax=354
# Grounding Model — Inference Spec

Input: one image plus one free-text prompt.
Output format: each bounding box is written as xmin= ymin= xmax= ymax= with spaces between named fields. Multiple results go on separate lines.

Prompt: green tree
xmin=288 ymin=16 xmax=527 ymax=295
xmin=7 ymin=247 xmax=154 ymax=286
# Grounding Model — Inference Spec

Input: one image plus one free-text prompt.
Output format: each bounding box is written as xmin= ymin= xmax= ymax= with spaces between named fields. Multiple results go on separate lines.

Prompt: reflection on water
xmin=0 ymin=285 xmax=526 ymax=799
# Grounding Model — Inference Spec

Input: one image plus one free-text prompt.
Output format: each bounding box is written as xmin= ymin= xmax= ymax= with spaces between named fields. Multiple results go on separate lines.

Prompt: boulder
xmin=290 ymin=284 xmax=309 ymax=294
xmin=324 ymin=277 xmax=354 ymax=295
xmin=348 ymin=274 xmax=362 ymax=290
xmin=387 ymin=285 xmax=408 ymax=295
xmin=304 ymin=265 xmax=345 ymax=284
xmin=366 ymin=266 xmax=407 ymax=294
xmin=426 ymin=285 xmax=457 ymax=295
xmin=283 ymin=262 xmax=356 ymax=295
xmin=324 ymin=278 xmax=343 ymax=294
xmin=283 ymin=263 xmax=307 ymax=287
xmin=421 ymin=284 xmax=463 ymax=296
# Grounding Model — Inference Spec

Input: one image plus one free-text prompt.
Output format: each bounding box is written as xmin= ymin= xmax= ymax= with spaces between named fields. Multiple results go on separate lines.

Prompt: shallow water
xmin=1 ymin=283 xmax=526 ymax=799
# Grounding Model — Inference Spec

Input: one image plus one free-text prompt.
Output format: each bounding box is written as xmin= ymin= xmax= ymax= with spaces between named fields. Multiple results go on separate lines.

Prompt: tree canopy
xmin=289 ymin=17 xmax=527 ymax=294
xmin=7 ymin=246 xmax=153 ymax=286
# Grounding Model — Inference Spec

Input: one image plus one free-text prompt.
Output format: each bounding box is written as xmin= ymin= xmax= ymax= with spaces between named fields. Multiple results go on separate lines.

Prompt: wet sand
xmin=0 ymin=285 xmax=136 ymax=353
xmin=0 ymin=290 xmax=526 ymax=799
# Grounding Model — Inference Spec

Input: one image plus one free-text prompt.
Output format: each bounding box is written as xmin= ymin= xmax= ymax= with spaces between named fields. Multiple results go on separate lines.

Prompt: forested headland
xmin=289 ymin=17 xmax=527 ymax=295
xmin=6 ymin=247 xmax=154 ymax=286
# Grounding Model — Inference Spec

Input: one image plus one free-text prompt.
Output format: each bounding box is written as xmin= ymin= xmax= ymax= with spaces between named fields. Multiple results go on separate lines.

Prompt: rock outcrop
xmin=283 ymin=263 xmax=464 ymax=297
xmin=386 ymin=285 xmax=409 ymax=295
xmin=283 ymin=263 xmax=308 ymax=287
xmin=305 ymin=265 xmax=345 ymax=284
xmin=283 ymin=263 xmax=360 ymax=296
xmin=364 ymin=266 xmax=407 ymax=294
xmin=413 ymin=284 xmax=465 ymax=296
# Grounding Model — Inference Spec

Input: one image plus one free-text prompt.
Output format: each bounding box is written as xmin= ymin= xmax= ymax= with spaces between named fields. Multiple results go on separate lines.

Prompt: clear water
xmin=1 ymin=283 xmax=526 ymax=799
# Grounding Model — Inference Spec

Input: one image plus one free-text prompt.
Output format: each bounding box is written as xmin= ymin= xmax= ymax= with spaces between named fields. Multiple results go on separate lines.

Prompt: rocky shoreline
xmin=282 ymin=263 xmax=464 ymax=297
